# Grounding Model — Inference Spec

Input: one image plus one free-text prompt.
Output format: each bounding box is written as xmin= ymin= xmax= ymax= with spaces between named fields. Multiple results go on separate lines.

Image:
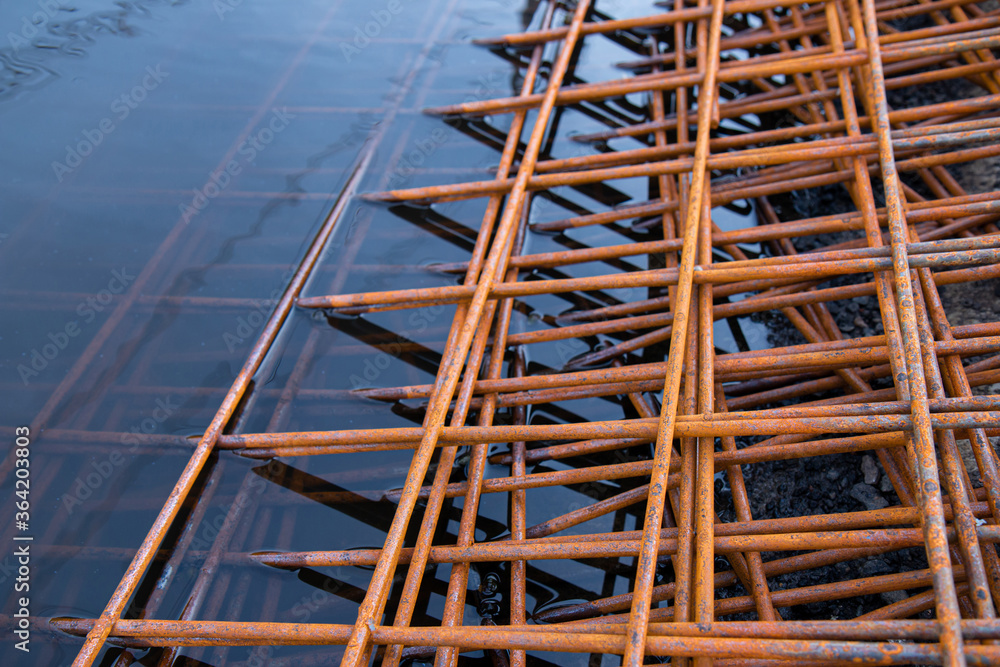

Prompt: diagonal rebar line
xmin=336 ymin=3 xmax=593 ymax=665
xmin=143 ymin=0 xmax=470 ymax=663
xmin=917 ymin=273 xmax=1000 ymax=612
xmin=189 ymin=168 xmax=381 ymax=667
xmin=920 ymin=271 xmax=1000 ymax=525
xmin=68 ymin=136 xmax=378 ymax=667
xmin=428 ymin=6 xmax=560 ymax=660
xmin=913 ymin=283 xmax=999 ymax=618
xmin=825 ymin=0 xmax=919 ymax=504
xmin=430 ymin=223 xmax=534 ymax=667
xmin=142 ymin=213 xmax=375 ymax=667
xmin=693 ymin=187 xmax=717 ymax=650
xmin=433 ymin=252 xmax=529 ymax=667
xmin=381 ymin=213 xmax=529 ymax=667
xmin=855 ymin=0 xmax=966 ymax=662
xmin=380 ymin=6 xmax=559 ymax=662
xmin=508 ymin=347 xmax=529 ymax=667
xmin=621 ymin=0 xmax=725 ymax=663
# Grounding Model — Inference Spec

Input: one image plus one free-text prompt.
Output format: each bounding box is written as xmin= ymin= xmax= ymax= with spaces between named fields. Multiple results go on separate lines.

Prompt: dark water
xmin=0 ymin=1 xmax=771 ymax=665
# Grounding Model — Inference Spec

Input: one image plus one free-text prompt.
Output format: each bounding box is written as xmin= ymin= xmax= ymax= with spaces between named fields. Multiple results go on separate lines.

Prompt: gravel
xmin=729 ymin=56 xmax=1000 ymax=622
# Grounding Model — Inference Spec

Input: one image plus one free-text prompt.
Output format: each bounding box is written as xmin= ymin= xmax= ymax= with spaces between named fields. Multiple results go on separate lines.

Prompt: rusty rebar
xmin=59 ymin=0 xmax=1000 ymax=665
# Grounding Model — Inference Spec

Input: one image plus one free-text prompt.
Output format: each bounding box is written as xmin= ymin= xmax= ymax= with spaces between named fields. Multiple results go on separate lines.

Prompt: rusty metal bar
xmin=61 ymin=0 xmax=1000 ymax=665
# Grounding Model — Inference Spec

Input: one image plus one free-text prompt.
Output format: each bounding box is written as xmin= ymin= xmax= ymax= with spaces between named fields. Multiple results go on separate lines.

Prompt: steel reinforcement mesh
xmin=26 ymin=0 xmax=1000 ymax=664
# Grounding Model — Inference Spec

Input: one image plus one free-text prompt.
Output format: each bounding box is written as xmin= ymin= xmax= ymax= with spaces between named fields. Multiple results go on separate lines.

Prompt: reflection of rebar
xmin=56 ymin=0 xmax=1000 ymax=664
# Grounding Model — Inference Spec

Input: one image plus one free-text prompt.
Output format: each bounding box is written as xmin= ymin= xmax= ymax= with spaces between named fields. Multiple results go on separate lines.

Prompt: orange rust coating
xmin=66 ymin=0 xmax=1000 ymax=665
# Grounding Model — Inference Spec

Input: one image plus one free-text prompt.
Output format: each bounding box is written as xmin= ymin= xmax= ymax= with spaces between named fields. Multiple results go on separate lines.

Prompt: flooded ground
xmin=0 ymin=0 xmax=890 ymax=665
xmin=0 ymin=1 xmax=726 ymax=664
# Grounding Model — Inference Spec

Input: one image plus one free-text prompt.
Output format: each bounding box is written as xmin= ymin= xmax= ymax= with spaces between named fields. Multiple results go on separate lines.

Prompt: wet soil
xmin=732 ymin=62 xmax=1000 ymax=624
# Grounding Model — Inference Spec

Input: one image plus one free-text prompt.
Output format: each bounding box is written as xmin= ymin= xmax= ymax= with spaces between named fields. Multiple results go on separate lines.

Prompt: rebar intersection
xmin=51 ymin=0 xmax=1000 ymax=665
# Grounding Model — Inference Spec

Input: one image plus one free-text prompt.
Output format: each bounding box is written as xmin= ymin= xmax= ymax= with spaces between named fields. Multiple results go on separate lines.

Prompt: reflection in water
xmin=0 ymin=0 xmax=190 ymax=103
xmin=0 ymin=0 xmax=774 ymax=663
xmin=519 ymin=0 xmax=541 ymax=29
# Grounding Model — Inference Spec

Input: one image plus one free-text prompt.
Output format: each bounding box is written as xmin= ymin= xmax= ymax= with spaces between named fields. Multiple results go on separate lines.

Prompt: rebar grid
xmin=29 ymin=0 xmax=1000 ymax=665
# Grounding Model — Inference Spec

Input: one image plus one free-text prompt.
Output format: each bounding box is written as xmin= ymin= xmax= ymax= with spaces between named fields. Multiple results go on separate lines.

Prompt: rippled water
xmin=0 ymin=1 xmax=769 ymax=664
